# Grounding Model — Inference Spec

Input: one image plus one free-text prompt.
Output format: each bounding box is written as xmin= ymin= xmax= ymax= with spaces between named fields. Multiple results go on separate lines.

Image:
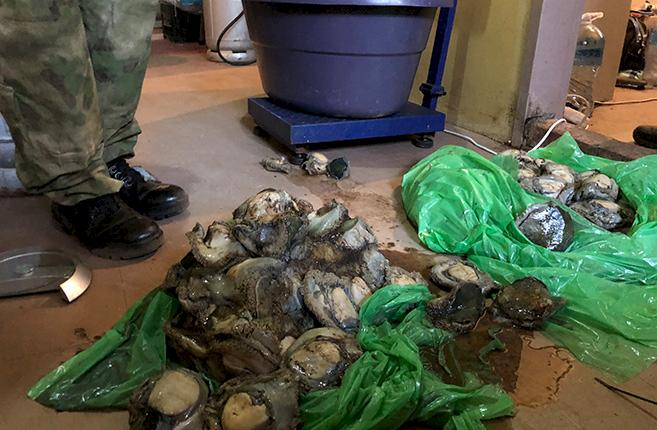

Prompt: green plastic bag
xmin=401 ymin=133 xmax=657 ymax=380
xmin=300 ymin=285 xmax=514 ymax=430
xmin=28 ymin=289 xmax=179 ymax=410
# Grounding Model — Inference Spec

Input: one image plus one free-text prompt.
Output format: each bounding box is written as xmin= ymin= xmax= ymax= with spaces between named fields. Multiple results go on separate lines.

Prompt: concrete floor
xmin=590 ymin=87 xmax=657 ymax=143
xmin=1 ymin=39 xmax=657 ymax=429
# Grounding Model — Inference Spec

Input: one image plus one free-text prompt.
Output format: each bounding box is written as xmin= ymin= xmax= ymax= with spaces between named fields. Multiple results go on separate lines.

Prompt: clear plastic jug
xmin=567 ymin=12 xmax=605 ymax=119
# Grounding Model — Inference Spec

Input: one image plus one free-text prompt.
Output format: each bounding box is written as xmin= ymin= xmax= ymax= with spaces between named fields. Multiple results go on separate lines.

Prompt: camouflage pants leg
xmin=79 ymin=0 xmax=158 ymax=163
xmin=0 ymin=0 xmax=157 ymax=205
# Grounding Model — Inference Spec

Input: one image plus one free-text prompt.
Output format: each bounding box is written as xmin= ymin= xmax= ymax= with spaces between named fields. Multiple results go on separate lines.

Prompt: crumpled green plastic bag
xmin=28 ymin=289 xmax=179 ymax=410
xmin=300 ymin=285 xmax=514 ymax=430
xmin=401 ymin=133 xmax=657 ymax=380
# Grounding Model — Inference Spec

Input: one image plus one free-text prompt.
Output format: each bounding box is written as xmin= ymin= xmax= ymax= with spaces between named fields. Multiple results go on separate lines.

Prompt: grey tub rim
xmin=243 ymin=0 xmax=453 ymax=8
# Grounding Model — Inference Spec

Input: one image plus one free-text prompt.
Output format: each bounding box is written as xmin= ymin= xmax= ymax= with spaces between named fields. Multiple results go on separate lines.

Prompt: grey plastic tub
xmin=243 ymin=0 xmax=451 ymax=118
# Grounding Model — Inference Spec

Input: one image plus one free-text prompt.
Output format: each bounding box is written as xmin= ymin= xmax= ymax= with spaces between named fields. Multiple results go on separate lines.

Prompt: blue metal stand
xmin=247 ymin=1 xmax=457 ymax=151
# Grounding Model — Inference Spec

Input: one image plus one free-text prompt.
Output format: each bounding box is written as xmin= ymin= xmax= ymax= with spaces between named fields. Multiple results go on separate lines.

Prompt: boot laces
xmin=108 ymin=159 xmax=142 ymax=188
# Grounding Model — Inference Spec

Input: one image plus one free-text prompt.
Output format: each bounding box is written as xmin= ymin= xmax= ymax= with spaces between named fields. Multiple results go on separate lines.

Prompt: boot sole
xmin=90 ymin=230 xmax=164 ymax=260
xmin=142 ymin=198 xmax=189 ymax=221
xmin=52 ymin=210 xmax=164 ymax=260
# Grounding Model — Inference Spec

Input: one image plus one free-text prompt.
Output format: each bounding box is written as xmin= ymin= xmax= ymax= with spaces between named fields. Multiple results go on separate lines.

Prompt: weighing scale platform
xmin=248 ymin=2 xmax=457 ymax=152
xmin=248 ymin=98 xmax=445 ymax=147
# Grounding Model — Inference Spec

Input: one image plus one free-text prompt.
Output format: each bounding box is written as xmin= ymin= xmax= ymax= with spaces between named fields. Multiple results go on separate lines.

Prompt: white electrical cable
xmin=444 ymin=118 xmax=566 ymax=156
xmin=595 ymin=97 xmax=657 ymax=106
xmin=530 ymin=118 xmax=567 ymax=152
xmin=443 ymin=129 xmax=498 ymax=155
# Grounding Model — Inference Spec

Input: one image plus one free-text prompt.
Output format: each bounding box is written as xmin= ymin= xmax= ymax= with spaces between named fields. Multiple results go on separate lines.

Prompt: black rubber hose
xmin=216 ymin=10 xmax=256 ymax=66
xmin=595 ymin=377 xmax=657 ymax=406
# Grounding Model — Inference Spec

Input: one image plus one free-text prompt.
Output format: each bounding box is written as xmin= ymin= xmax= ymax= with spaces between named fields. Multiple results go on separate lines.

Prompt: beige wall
xmin=632 ymin=0 xmax=646 ymax=9
xmin=412 ymin=1 xmax=536 ymax=143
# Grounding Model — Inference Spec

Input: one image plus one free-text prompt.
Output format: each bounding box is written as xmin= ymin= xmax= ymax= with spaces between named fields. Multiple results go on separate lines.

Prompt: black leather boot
xmin=107 ymin=158 xmax=189 ymax=220
xmin=52 ymin=194 xmax=163 ymax=260
xmin=633 ymin=125 xmax=657 ymax=149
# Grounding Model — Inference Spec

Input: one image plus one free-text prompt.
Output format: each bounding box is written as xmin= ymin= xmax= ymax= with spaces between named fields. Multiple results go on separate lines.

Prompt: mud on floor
xmin=286 ymin=170 xmax=405 ymax=226
xmin=382 ymin=248 xmax=576 ymax=429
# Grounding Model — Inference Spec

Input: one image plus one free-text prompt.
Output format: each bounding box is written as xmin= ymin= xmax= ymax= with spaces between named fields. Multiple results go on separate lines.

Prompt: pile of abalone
xmin=128 ymin=189 xmax=564 ymax=430
xmin=501 ymin=150 xmax=634 ymax=231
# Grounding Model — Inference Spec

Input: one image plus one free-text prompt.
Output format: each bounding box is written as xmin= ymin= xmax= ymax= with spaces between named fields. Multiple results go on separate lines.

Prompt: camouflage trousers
xmin=0 ymin=0 xmax=158 ymax=204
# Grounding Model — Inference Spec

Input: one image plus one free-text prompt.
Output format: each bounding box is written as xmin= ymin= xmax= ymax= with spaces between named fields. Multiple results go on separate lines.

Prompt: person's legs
xmin=79 ymin=0 xmax=159 ymax=163
xmin=78 ymin=0 xmax=189 ymax=220
xmin=0 ymin=0 xmax=121 ymax=205
xmin=0 ymin=0 xmax=163 ymax=259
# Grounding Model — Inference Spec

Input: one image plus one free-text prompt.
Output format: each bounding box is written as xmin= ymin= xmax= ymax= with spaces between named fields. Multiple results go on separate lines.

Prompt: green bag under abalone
xmin=401 ymin=133 xmax=657 ymax=380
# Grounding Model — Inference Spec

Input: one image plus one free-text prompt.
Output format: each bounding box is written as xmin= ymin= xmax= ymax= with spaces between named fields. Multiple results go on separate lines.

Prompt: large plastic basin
xmin=243 ymin=0 xmax=450 ymax=118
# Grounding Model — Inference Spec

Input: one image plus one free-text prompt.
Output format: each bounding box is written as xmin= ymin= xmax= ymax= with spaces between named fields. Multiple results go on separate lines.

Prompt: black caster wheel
xmin=288 ymin=152 xmax=309 ymax=166
xmin=412 ymin=135 xmax=434 ymax=149
xmin=253 ymin=126 xmax=269 ymax=138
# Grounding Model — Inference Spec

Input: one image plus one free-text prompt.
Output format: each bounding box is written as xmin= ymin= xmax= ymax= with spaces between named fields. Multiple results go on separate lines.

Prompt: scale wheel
xmin=412 ymin=135 xmax=434 ymax=149
xmin=253 ymin=126 xmax=269 ymax=138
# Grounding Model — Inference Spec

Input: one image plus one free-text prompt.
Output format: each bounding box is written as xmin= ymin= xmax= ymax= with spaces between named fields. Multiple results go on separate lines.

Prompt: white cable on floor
xmin=595 ymin=96 xmax=657 ymax=106
xmin=530 ymin=118 xmax=567 ymax=152
xmin=444 ymin=118 xmax=566 ymax=156
xmin=443 ymin=129 xmax=498 ymax=155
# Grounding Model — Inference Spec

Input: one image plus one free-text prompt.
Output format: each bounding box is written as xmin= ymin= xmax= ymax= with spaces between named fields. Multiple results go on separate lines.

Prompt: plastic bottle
xmin=567 ymin=12 xmax=605 ymax=118
xmin=643 ymin=16 xmax=657 ymax=85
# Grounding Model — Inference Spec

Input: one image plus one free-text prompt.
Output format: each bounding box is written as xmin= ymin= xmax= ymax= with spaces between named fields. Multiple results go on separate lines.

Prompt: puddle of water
xmin=380 ymin=249 xmax=526 ymax=429
xmin=382 ymin=248 xmax=526 ymax=392
xmin=421 ymin=315 xmax=524 ymax=393
xmin=511 ymin=339 xmax=575 ymax=408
